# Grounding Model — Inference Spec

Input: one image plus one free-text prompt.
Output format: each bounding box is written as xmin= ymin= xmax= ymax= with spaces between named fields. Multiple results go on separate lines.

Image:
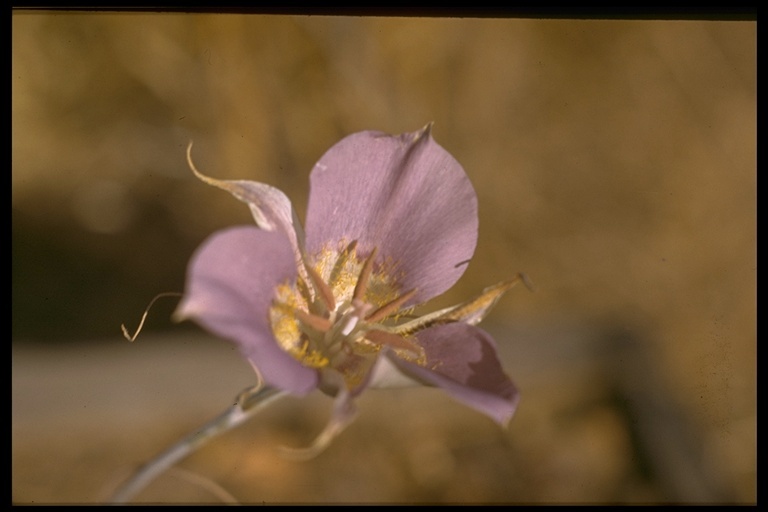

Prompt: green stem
xmin=110 ymin=384 xmax=286 ymax=503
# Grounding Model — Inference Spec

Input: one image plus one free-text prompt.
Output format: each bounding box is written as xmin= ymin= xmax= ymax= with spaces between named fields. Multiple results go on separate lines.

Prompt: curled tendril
xmin=121 ymin=292 xmax=183 ymax=342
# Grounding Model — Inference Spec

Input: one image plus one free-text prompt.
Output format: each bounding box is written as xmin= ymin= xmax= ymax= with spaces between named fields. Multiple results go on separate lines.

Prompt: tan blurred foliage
xmin=12 ymin=13 xmax=754 ymax=503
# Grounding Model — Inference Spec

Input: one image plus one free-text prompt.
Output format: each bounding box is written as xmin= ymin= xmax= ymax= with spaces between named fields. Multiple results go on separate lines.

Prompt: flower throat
xmin=269 ymin=240 xmax=426 ymax=390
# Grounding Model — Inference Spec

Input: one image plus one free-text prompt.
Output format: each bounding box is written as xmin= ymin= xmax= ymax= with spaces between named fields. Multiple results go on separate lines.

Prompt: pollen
xmin=267 ymin=240 xmax=426 ymax=387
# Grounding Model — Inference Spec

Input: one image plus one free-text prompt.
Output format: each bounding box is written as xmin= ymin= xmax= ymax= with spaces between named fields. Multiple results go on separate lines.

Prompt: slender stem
xmin=110 ymin=384 xmax=286 ymax=504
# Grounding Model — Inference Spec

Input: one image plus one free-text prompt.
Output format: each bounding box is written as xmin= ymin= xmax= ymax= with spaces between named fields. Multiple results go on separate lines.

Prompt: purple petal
xmin=305 ymin=126 xmax=478 ymax=304
xmin=390 ymin=323 xmax=519 ymax=426
xmin=225 ymin=179 xmax=302 ymax=240
xmin=186 ymin=144 xmax=306 ymax=266
xmin=174 ymin=226 xmax=318 ymax=395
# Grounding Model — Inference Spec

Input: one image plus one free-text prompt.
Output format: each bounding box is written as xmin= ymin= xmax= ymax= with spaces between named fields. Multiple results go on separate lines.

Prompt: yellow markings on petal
xmin=312 ymin=242 xmax=400 ymax=312
xmin=269 ymin=284 xmax=306 ymax=353
xmin=270 ymin=298 xmax=329 ymax=368
xmin=293 ymin=340 xmax=330 ymax=368
xmin=268 ymin=239 xmax=426 ymax=391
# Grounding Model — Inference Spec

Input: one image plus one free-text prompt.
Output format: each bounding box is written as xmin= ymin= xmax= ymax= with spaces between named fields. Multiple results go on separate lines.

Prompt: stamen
xmin=365 ymin=288 xmax=417 ymax=324
xmin=327 ymin=240 xmax=358 ymax=290
xmin=292 ymin=307 xmax=333 ymax=332
xmin=345 ymin=240 xmax=359 ymax=254
xmin=302 ymin=258 xmax=336 ymax=312
xmin=365 ymin=329 xmax=423 ymax=357
xmin=393 ymin=273 xmax=532 ymax=336
xmin=353 ymin=247 xmax=379 ymax=301
xmin=444 ymin=273 xmax=532 ymax=324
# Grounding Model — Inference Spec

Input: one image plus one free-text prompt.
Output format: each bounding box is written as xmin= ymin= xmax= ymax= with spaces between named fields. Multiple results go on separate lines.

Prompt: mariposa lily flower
xmin=174 ymin=125 xmax=525 ymax=457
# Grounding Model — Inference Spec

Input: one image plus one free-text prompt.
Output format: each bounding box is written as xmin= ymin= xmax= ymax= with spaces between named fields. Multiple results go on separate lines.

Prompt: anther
xmin=353 ymin=247 xmax=379 ymax=301
xmin=303 ymin=258 xmax=336 ymax=312
xmin=365 ymin=288 xmax=417 ymax=324
xmin=365 ymin=329 xmax=423 ymax=357
xmin=292 ymin=308 xmax=333 ymax=333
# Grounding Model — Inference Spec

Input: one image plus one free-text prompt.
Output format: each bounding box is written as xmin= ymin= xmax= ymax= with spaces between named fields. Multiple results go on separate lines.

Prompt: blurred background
xmin=12 ymin=13 xmax=755 ymax=504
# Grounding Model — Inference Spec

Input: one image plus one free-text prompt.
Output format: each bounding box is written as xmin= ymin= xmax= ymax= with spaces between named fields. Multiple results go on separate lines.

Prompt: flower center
xmin=269 ymin=240 xmax=426 ymax=389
